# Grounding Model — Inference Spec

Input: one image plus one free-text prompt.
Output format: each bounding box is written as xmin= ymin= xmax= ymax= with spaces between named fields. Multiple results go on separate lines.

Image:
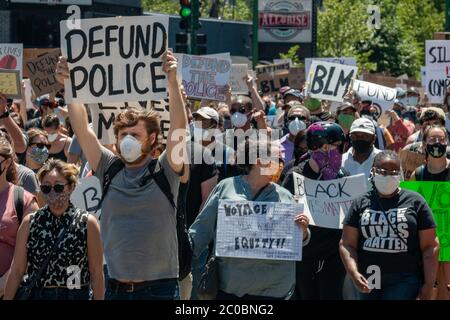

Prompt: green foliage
xmin=279 ymin=45 xmax=304 ymax=67
xmin=317 ymin=0 xmax=445 ymax=77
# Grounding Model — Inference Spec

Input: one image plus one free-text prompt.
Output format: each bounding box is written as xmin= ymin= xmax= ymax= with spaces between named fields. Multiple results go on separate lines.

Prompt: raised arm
xmin=164 ymin=50 xmax=187 ymax=174
xmin=0 ymin=94 xmax=27 ymax=153
xmin=245 ymin=73 xmax=264 ymax=111
xmin=55 ymin=57 xmax=102 ymax=172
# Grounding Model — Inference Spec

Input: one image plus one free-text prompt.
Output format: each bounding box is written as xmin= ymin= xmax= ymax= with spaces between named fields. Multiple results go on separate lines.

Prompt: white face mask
xmin=119 ymin=135 xmax=143 ymax=163
xmin=47 ymin=133 xmax=58 ymax=143
xmin=373 ymin=173 xmax=401 ymax=195
xmin=288 ymin=118 xmax=306 ymax=136
xmin=231 ymin=112 xmax=248 ymax=128
xmin=407 ymin=96 xmax=419 ymax=106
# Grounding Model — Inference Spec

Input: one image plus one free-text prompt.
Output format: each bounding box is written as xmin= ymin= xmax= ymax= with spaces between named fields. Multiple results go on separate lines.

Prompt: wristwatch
xmin=0 ymin=109 xmax=10 ymax=119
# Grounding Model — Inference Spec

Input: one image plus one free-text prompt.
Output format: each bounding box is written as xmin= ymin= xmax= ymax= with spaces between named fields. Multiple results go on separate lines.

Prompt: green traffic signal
xmin=180 ymin=7 xmax=192 ymax=18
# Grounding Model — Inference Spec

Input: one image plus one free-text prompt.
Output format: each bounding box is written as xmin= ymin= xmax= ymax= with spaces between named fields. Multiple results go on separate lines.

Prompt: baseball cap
xmin=283 ymin=89 xmax=303 ymax=100
xmin=337 ymin=100 xmax=357 ymax=111
xmin=350 ymin=117 xmax=376 ymax=135
xmin=193 ymin=107 xmax=219 ymax=123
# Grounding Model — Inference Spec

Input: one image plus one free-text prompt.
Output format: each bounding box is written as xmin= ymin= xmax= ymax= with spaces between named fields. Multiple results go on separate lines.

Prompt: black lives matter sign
xmin=60 ymin=16 xmax=168 ymax=104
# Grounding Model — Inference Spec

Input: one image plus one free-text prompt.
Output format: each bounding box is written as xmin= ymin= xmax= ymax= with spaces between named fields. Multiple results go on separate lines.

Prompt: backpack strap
xmin=99 ymin=158 xmax=126 ymax=210
xmin=145 ymin=160 xmax=176 ymax=209
xmin=13 ymin=185 xmax=24 ymax=224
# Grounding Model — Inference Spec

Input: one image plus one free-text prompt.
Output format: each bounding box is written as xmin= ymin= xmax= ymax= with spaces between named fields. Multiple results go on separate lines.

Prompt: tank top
xmin=26 ymin=204 xmax=90 ymax=287
xmin=49 ymin=138 xmax=69 ymax=162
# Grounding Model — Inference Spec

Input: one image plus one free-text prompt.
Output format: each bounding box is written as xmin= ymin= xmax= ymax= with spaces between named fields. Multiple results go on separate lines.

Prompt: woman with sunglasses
xmin=25 ymin=128 xmax=50 ymax=173
xmin=3 ymin=159 xmax=104 ymax=300
xmin=189 ymin=139 xmax=311 ymax=300
xmin=340 ymin=150 xmax=439 ymax=300
xmin=410 ymin=125 xmax=450 ymax=300
xmin=0 ymin=138 xmax=39 ymax=298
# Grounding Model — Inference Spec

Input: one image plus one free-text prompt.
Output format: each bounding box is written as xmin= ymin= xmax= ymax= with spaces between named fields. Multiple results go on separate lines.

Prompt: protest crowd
xmin=0 ymin=14 xmax=450 ymax=302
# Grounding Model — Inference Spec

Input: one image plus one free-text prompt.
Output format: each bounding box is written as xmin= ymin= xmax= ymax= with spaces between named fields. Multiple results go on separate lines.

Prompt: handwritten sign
xmin=352 ymin=79 xmax=397 ymax=112
xmin=60 ymin=16 xmax=168 ymax=104
xmin=0 ymin=69 xmax=21 ymax=99
xmin=150 ymin=98 xmax=170 ymax=144
xmin=305 ymin=57 xmax=356 ymax=79
xmin=181 ymin=53 xmax=231 ymax=102
xmin=25 ymin=49 xmax=64 ymax=97
xmin=230 ymin=64 xmax=248 ymax=94
xmin=0 ymin=43 xmax=23 ymax=79
xmin=293 ymin=173 xmax=367 ymax=229
xmin=216 ymin=200 xmax=304 ymax=261
xmin=71 ymin=176 xmax=102 ymax=219
xmin=307 ymin=60 xmax=358 ymax=103
xmin=256 ymin=62 xmax=290 ymax=75
xmin=425 ymin=40 xmax=450 ymax=104
xmin=400 ymin=181 xmax=450 ymax=261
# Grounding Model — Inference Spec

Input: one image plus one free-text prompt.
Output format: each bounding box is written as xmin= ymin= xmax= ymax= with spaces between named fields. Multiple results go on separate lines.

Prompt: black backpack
xmin=99 ymin=158 xmax=192 ymax=281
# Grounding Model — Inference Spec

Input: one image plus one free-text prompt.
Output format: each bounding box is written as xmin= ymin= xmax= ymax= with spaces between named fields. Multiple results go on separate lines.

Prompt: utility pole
xmin=191 ymin=0 xmax=200 ymax=54
xmin=252 ymin=0 xmax=258 ymax=69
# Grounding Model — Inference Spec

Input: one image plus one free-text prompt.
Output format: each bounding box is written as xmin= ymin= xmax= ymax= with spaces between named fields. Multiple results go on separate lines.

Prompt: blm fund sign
xmin=258 ymin=0 xmax=312 ymax=43
xmin=60 ymin=16 xmax=168 ymax=104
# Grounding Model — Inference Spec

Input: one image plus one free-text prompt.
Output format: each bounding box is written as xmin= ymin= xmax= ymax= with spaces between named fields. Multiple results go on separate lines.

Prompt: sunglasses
xmin=40 ymin=183 xmax=67 ymax=194
xmin=230 ymin=106 xmax=247 ymax=115
xmin=374 ymin=168 xmax=401 ymax=176
xmin=288 ymin=115 xmax=307 ymax=122
xmin=30 ymin=143 xmax=51 ymax=149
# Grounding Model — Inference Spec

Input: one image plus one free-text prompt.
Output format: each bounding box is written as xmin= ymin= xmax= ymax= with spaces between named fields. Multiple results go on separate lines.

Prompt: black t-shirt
xmin=282 ymin=156 xmax=347 ymax=261
xmin=415 ymin=165 xmax=450 ymax=182
xmin=344 ymin=189 xmax=436 ymax=275
xmin=185 ymin=141 xmax=218 ymax=227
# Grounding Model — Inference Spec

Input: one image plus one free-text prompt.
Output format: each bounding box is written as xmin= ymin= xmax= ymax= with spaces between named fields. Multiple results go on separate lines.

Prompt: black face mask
xmin=352 ymin=140 xmax=372 ymax=154
xmin=426 ymin=143 xmax=447 ymax=158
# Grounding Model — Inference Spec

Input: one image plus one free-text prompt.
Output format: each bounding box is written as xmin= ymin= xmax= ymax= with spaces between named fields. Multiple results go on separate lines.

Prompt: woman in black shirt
xmin=340 ymin=150 xmax=439 ymax=300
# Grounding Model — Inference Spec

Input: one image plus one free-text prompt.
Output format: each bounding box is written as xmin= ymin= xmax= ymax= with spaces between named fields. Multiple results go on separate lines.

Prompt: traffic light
xmin=176 ymin=33 xmax=189 ymax=53
xmin=179 ymin=0 xmax=192 ymax=30
xmin=196 ymin=34 xmax=207 ymax=55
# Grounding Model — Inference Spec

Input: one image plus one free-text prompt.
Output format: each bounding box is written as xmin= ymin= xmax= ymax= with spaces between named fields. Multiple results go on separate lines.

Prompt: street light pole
xmin=252 ymin=0 xmax=259 ymax=69
xmin=191 ymin=0 xmax=199 ymax=54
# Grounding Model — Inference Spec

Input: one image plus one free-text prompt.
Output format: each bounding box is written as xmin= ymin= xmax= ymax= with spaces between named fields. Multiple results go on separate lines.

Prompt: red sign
xmin=259 ymin=12 xmax=310 ymax=29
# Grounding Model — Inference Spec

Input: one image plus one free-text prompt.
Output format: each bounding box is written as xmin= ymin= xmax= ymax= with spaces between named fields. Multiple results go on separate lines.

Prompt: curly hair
xmin=37 ymin=159 xmax=79 ymax=187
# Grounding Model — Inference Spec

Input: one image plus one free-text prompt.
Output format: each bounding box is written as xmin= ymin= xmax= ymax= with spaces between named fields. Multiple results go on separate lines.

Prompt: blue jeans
xmin=358 ymin=272 xmax=422 ymax=300
xmin=27 ymin=287 xmax=90 ymax=300
xmin=105 ymin=279 xmax=180 ymax=300
xmin=190 ymin=248 xmax=209 ymax=300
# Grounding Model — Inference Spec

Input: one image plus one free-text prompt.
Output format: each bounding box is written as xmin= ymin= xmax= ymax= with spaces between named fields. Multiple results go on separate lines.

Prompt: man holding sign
xmin=56 ymin=45 xmax=187 ymax=300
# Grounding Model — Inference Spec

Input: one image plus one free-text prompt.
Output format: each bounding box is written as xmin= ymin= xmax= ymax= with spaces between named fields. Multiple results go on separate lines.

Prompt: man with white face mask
xmin=55 ymin=51 xmax=187 ymax=300
xmin=277 ymin=106 xmax=309 ymax=163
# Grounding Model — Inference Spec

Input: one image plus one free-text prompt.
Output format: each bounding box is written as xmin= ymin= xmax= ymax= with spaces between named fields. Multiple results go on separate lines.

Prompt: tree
xmin=279 ymin=45 xmax=304 ymax=67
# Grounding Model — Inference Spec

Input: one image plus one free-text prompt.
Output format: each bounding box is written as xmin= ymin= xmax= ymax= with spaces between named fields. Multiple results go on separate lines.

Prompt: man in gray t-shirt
xmin=58 ymin=50 xmax=187 ymax=300
xmin=16 ymin=164 xmax=40 ymax=195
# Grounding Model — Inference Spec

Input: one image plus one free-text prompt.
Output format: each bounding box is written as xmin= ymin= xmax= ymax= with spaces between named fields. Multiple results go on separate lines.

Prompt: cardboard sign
xmin=256 ymin=62 xmax=290 ymax=75
xmin=180 ymin=53 xmax=231 ymax=102
xmin=305 ymin=57 xmax=356 ymax=79
xmin=0 ymin=43 xmax=23 ymax=79
xmin=60 ymin=16 xmax=169 ymax=104
xmin=150 ymin=98 xmax=170 ymax=144
xmin=307 ymin=60 xmax=358 ymax=102
xmin=71 ymin=176 xmax=102 ymax=220
xmin=274 ymin=58 xmax=293 ymax=67
xmin=230 ymin=64 xmax=248 ymax=94
xmin=25 ymin=49 xmax=64 ymax=97
xmin=399 ymin=149 xmax=425 ymax=176
xmin=352 ymin=79 xmax=397 ymax=112
xmin=0 ymin=69 xmax=21 ymax=99
xmin=400 ymin=181 xmax=450 ymax=261
xmin=293 ymin=173 xmax=367 ymax=229
xmin=425 ymin=40 xmax=450 ymax=104
xmin=216 ymin=200 xmax=304 ymax=261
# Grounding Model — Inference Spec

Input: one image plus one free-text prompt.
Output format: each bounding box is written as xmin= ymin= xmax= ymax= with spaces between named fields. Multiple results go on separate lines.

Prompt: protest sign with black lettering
xmin=181 ymin=53 xmax=231 ymax=102
xmin=293 ymin=173 xmax=367 ymax=229
xmin=257 ymin=70 xmax=290 ymax=95
xmin=0 ymin=43 xmax=23 ymax=79
xmin=255 ymin=62 xmax=290 ymax=75
xmin=216 ymin=200 xmax=304 ymax=261
xmin=71 ymin=176 xmax=102 ymax=219
xmin=304 ymin=57 xmax=356 ymax=79
xmin=0 ymin=69 xmax=21 ymax=99
xmin=150 ymin=98 xmax=170 ymax=144
xmin=60 ymin=16 xmax=168 ymax=104
xmin=25 ymin=49 xmax=64 ymax=97
xmin=400 ymin=181 xmax=450 ymax=261
xmin=352 ymin=79 xmax=397 ymax=112
xmin=307 ymin=60 xmax=358 ymax=103
xmin=425 ymin=40 xmax=450 ymax=103
xmin=230 ymin=64 xmax=248 ymax=94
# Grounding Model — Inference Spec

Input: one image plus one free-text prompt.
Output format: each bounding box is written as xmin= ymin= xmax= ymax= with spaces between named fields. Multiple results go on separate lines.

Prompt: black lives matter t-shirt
xmin=344 ymin=189 xmax=436 ymax=275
